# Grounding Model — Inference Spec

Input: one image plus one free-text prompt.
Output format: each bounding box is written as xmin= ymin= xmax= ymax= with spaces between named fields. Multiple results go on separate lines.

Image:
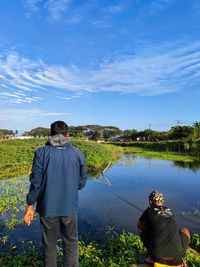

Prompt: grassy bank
xmin=1 ymin=174 xmax=199 ymax=265
xmin=121 ymin=140 xmax=200 ymax=156
xmin=122 ymin=146 xmax=197 ymax=162
xmin=0 ymin=139 xmax=199 ymax=266
xmin=112 ymin=141 xmax=200 ymax=162
xmin=0 ymin=231 xmax=199 ymax=267
xmin=0 ymin=138 xmax=122 ymax=179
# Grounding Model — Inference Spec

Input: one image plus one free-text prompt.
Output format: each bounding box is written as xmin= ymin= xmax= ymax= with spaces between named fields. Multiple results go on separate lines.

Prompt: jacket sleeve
xmin=26 ymin=150 xmax=43 ymax=205
xmin=78 ymin=151 xmax=87 ymax=190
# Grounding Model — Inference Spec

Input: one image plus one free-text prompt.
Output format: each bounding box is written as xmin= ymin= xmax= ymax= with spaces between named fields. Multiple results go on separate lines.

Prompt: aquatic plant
xmin=0 ymin=139 xmax=199 ymax=266
xmin=190 ymin=234 xmax=200 ymax=252
xmin=0 ymin=231 xmax=199 ymax=267
xmin=0 ymin=139 xmax=122 ymax=179
xmin=0 ymin=176 xmax=29 ymax=230
xmin=120 ymin=145 xmax=199 ymax=163
xmin=113 ymin=140 xmax=200 ymax=161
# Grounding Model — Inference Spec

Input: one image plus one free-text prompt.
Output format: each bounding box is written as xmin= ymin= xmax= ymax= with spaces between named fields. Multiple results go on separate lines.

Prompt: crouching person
xmin=137 ymin=191 xmax=190 ymax=267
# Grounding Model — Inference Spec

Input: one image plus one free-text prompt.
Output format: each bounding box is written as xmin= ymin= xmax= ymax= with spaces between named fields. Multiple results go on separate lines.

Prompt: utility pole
xmin=148 ymin=123 xmax=151 ymax=130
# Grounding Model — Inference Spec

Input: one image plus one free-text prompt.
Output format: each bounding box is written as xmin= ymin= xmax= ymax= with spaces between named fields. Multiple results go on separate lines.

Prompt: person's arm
xmin=78 ymin=152 xmax=87 ymax=190
xmin=137 ymin=209 xmax=148 ymax=234
xmin=137 ymin=220 xmax=145 ymax=234
xmin=24 ymin=150 xmax=43 ymax=225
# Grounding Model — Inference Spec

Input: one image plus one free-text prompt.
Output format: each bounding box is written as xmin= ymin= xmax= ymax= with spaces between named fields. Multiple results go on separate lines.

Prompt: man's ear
xmin=66 ymin=133 xmax=70 ymax=139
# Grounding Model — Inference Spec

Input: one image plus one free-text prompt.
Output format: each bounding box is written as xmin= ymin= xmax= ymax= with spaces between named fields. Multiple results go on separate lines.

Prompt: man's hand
xmin=137 ymin=221 xmax=145 ymax=234
xmin=24 ymin=205 xmax=35 ymax=225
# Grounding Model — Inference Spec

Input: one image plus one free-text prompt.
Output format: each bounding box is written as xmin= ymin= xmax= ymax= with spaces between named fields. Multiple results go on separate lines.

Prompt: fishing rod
xmin=100 ymin=163 xmax=144 ymax=213
xmin=111 ymin=192 xmax=143 ymax=213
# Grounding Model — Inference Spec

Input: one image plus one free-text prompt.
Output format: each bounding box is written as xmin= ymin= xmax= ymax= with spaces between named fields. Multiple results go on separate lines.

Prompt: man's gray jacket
xmin=27 ymin=139 xmax=87 ymax=217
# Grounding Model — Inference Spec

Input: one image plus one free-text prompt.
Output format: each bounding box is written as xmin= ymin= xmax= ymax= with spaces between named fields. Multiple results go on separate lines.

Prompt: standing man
xmin=24 ymin=121 xmax=87 ymax=267
xmin=137 ymin=191 xmax=190 ymax=266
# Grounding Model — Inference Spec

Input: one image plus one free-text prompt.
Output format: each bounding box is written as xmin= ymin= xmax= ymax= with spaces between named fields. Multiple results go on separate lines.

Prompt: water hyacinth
xmin=0 ymin=139 xmax=122 ymax=179
xmin=0 ymin=139 xmax=199 ymax=266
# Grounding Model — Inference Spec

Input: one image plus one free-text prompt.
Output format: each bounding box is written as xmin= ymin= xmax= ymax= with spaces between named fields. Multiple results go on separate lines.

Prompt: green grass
xmin=0 ymin=176 xmax=28 ymax=230
xmin=0 ymin=139 xmax=122 ymax=229
xmin=112 ymin=140 xmax=200 ymax=162
xmin=121 ymin=146 xmax=198 ymax=162
xmin=0 ymin=231 xmax=199 ymax=267
xmin=71 ymin=140 xmax=122 ymax=176
xmin=0 ymin=139 xmax=199 ymax=266
xmin=0 ymin=138 xmax=122 ymax=179
xmin=0 ymin=139 xmax=44 ymax=179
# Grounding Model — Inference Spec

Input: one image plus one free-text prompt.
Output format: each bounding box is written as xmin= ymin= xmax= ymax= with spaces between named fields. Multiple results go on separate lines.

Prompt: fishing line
xmin=111 ymin=192 xmax=143 ymax=213
xmin=99 ymin=163 xmax=144 ymax=213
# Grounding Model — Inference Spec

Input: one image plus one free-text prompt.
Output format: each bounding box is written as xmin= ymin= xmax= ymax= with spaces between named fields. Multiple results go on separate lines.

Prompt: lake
xmin=1 ymin=154 xmax=200 ymax=247
xmin=78 ymin=154 xmax=200 ymax=235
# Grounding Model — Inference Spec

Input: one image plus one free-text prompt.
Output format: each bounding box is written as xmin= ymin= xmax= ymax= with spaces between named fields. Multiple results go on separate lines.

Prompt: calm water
xmin=78 ymin=154 xmax=200 ymax=235
xmin=1 ymin=154 xmax=200 ymax=247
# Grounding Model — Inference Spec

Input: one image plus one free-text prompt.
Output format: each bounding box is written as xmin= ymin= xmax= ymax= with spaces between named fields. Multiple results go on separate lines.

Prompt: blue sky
xmin=0 ymin=0 xmax=200 ymax=133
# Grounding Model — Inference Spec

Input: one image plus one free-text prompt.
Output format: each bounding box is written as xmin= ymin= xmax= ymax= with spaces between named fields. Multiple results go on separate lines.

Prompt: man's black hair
xmin=50 ymin=121 xmax=68 ymax=136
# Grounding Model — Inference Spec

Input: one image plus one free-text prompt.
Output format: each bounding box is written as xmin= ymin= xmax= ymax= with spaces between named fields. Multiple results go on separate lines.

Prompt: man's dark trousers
xmin=40 ymin=215 xmax=78 ymax=267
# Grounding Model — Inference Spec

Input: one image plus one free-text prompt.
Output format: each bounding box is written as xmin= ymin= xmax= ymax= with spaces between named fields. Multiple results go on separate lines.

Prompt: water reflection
xmin=173 ymin=161 xmax=200 ymax=172
xmin=1 ymin=154 xmax=200 ymax=249
xmin=79 ymin=155 xmax=200 ymax=234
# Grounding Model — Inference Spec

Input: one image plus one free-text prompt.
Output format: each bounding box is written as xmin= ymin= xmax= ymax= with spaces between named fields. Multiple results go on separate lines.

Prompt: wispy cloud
xmin=0 ymin=108 xmax=67 ymax=120
xmin=1 ymin=41 xmax=200 ymax=103
xmin=0 ymin=108 xmax=68 ymax=132
xmin=23 ymin=0 xmax=72 ymax=21
xmin=138 ymin=0 xmax=176 ymax=17
xmin=0 ymin=53 xmax=44 ymax=104
xmin=104 ymin=1 xmax=126 ymax=15
xmin=0 ymin=91 xmax=41 ymax=104
xmin=192 ymin=0 xmax=200 ymax=15
xmin=22 ymin=0 xmax=130 ymax=25
xmin=45 ymin=0 xmax=71 ymax=22
xmin=59 ymin=92 xmax=83 ymax=100
xmin=22 ymin=0 xmax=42 ymax=15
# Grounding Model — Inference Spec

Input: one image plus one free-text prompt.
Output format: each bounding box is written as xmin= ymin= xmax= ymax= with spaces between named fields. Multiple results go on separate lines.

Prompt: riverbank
xmin=0 ymin=138 xmax=122 ymax=179
xmin=1 ymin=173 xmax=199 ymax=266
xmin=123 ymin=146 xmax=197 ymax=162
xmin=0 ymin=230 xmax=199 ymax=267
xmin=111 ymin=141 xmax=200 ymax=162
xmin=1 ymin=140 xmax=199 ymax=266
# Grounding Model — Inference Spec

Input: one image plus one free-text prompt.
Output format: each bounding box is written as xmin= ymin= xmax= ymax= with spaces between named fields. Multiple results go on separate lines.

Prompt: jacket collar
xmin=48 ymin=134 xmax=69 ymax=147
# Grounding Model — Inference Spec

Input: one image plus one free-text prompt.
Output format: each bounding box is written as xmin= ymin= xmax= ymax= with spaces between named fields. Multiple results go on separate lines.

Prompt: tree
xmin=88 ymin=130 xmax=101 ymax=141
xmin=0 ymin=129 xmax=15 ymax=137
xmin=137 ymin=129 xmax=159 ymax=142
xmin=69 ymin=125 xmax=121 ymax=140
xmin=193 ymin=121 xmax=200 ymax=139
xmin=122 ymin=129 xmax=138 ymax=141
xmin=23 ymin=127 xmax=50 ymax=137
xmin=68 ymin=126 xmax=79 ymax=137
xmin=169 ymin=126 xmax=195 ymax=140
xmin=103 ymin=130 xmax=114 ymax=141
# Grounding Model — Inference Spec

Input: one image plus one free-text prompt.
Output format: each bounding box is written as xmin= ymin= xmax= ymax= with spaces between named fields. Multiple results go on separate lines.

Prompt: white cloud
xmin=22 ymin=0 xmax=42 ymax=13
xmin=105 ymin=3 xmax=125 ymax=14
xmin=0 ymin=108 xmax=67 ymax=119
xmin=0 ymin=90 xmax=42 ymax=104
xmin=138 ymin=0 xmax=175 ymax=17
xmin=0 ymin=108 xmax=68 ymax=133
xmin=23 ymin=0 xmax=72 ymax=21
xmin=1 ymin=41 xmax=200 ymax=103
xmin=192 ymin=0 xmax=200 ymax=15
xmin=45 ymin=0 xmax=71 ymax=21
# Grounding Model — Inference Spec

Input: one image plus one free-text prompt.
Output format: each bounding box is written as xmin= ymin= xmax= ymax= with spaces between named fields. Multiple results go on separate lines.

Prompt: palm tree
xmin=193 ymin=122 xmax=200 ymax=139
